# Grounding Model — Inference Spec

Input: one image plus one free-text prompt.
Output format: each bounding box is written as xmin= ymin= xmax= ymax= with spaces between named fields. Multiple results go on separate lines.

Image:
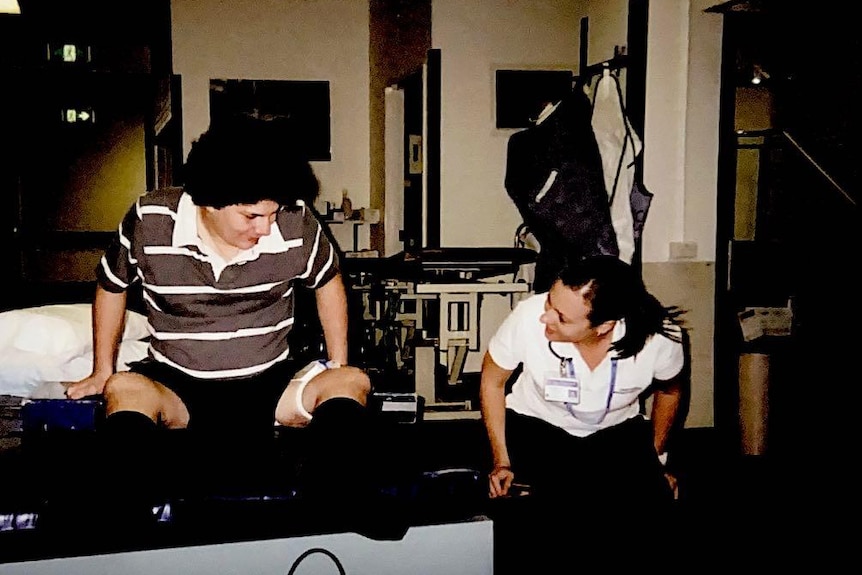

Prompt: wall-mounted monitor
xmin=209 ymin=79 xmax=331 ymax=161
xmin=495 ymin=69 xmax=573 ymax=129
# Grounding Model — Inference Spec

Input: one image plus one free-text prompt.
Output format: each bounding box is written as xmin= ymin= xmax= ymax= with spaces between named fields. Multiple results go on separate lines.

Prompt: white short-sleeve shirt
xmin=488 ymin=292 xmax=684 ymax=437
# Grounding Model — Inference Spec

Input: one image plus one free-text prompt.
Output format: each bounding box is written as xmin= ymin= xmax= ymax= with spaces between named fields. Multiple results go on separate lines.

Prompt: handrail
xmin=781 ymin=130 xmax=856 ymax=208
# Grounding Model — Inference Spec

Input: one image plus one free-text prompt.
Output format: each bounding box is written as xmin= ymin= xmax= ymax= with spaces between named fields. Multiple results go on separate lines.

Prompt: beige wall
xmin=637 ymin=0 xmax=722 ymax=426
xmin=430 ymin=0 xmax=585 ymax=374
xmin=643 ymin=261 xmax=715 ymax=428
xmin=430 ymin=1 xmax=720 ymax=425
xmin=683 ymin=1 xmax=723 ymax=263
xmin=168 ymin=0 xmax=723 ymax=427
xmin=171 ymin=0 xmax=371 ymax=214
xmin=431 ymin=0 xmax=586 ymax=248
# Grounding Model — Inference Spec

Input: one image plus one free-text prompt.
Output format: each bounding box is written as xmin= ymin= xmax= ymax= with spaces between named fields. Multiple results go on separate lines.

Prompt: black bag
xmin=504 ymin=90 xmax=618 ymax=291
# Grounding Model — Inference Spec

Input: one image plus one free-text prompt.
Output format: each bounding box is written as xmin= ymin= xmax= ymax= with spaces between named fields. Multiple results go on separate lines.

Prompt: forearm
xmin=91 ymin=285 xmax=128 ymax=376
xmin=650 ymin=380 xmax=682 ymax=454
xmin=480 ymin=353 xmax=513 ymax=468
xmin=315 ymin=274 xmax=349 ymax=364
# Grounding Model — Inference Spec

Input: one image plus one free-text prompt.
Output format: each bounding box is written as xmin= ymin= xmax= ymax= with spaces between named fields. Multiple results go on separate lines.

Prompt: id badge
xmin=544 ymin=373 xmax=580 ymax=404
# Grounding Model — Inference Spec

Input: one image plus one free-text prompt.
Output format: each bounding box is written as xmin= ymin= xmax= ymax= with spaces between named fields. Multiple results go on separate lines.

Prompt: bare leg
xmin=102 ymin=371 xmax=189 ymax=428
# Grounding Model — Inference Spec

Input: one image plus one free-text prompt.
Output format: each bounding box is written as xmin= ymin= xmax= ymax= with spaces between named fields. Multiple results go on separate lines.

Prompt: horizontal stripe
xmin=144 ymin=245 xmax=211 ymax=261
xmin=141 ymin=289 xmax=161 ymax=311
xmin=100 ymin=256 xmax=128 ymax=289
xmin=150 ymin=345 xmax=292 ymax=380
xmin=139 ymin=204 xmax=177 ymax=219
xmin=313 ymin=247 xmax=335 ymax=287
xmin=143 ymin=281 xmax=285 ymax=295
xmin=253 ymin=237 xmax=303 ymax=254
xmin=119 ymin=226 xmax=132 ymax=251
xmin=299 ymin=226 xmax=323 ymax=281
xmin=151 ymin=317 xmax=294 ymax=341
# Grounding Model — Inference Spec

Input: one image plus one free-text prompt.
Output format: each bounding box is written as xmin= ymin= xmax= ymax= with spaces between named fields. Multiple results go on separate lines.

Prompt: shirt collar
xmin=171 ymin=192 xmax=287 ymax=258
xmin=172 ymin=191 xmax=200 ymax=248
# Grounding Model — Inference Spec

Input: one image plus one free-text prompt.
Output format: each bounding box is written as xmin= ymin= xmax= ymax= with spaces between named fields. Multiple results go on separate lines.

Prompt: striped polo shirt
xmin=96 ymin=187 xmax=339 ymax=380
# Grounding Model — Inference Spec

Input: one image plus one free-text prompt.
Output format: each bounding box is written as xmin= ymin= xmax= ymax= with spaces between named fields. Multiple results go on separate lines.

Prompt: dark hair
xmin=180 ymin=115 xmax=320 ymax=208
xmin=557 ymin=255 xmax=684 ymax=358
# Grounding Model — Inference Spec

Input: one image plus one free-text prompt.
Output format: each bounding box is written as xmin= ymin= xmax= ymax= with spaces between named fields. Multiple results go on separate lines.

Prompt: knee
xmin=320 ymin=366 xmax=371 ymax=406
xmin=339 ymin=366 xmax=372 ymax=403
xmin=276 ymin=367 xmax=372 ymax=427
xmin=102 ymin=371 xmax=152 ymax=404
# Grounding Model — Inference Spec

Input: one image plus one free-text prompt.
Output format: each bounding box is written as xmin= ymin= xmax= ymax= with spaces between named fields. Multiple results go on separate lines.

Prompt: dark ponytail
xmin=558 ymin=255 xmax=684 ymax=358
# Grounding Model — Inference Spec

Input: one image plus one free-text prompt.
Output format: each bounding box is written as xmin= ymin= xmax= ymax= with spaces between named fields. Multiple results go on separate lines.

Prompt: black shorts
xmin=128 ymin=358 xmax=302 ymax=436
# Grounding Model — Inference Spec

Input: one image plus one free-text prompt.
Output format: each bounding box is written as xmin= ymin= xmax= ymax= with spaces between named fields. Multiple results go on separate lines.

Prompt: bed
xmin=0 ymin=281 xmax=150 ymax=452
xmin=0 ymin=281 xmax=490 ymax=565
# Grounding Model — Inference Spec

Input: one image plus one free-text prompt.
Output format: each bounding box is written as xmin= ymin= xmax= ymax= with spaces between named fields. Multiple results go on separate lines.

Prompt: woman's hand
xmin=664 ymin=471 xmax=679 ymax=500
xmin=488 ymin=464 xmax=515 ymax=498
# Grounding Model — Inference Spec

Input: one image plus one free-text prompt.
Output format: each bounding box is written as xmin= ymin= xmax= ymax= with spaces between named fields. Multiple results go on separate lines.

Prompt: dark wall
xmin=715 ymin=1 xmax=861 ymax=459
xmin=0 ymin=1 xmax=174 ymax=293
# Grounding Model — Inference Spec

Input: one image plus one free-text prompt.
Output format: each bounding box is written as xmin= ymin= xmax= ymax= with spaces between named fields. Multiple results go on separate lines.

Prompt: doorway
xmin=383 ymin=49 xmax=441 ymax=256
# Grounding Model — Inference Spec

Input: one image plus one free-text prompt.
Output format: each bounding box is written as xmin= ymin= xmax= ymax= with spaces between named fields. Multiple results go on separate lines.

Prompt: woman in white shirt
xmin=480 ymin=255 xmax=686 ymax=563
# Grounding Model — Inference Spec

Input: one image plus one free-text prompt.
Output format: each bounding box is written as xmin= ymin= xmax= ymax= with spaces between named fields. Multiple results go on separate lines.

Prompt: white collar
xmin=172 ymin=192 xmax=200 ymax=248
xmin=172 ymin=192 xmax=287 ymax=260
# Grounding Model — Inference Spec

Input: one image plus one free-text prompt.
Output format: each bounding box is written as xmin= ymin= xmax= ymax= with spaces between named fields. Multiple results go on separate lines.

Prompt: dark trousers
xmin=491 ymin=412 xmax=675 ymax=572
xmin=506 ymin=411 xmax=672 ymax=508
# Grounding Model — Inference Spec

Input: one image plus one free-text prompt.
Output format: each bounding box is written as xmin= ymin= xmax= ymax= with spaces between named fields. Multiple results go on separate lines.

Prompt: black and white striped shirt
xmin=97 ymin=187 xmax=339 ymax=379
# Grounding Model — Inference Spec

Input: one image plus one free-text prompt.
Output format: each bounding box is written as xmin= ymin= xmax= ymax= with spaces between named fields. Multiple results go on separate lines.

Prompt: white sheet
xmin=0 ymin=304 xmax=150 ymax=398
xmin=0 ymin=340 xmax=149 ymax=398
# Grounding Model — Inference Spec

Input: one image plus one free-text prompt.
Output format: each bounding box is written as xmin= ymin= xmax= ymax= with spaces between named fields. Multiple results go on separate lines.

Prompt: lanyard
xmin=548 ymin=341 xmax=618 ymax=409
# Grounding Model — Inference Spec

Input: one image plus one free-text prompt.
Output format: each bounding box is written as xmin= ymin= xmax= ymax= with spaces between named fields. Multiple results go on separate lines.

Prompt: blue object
xmin=21 ymin=398 xmax=105 ymax=433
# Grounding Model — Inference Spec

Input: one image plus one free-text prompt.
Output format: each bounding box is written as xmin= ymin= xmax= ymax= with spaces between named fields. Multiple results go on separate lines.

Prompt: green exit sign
xmin=60 ymin=108 xmax=95 ymax=124
xmin=46 ymin=43 xmax=92 ymax=64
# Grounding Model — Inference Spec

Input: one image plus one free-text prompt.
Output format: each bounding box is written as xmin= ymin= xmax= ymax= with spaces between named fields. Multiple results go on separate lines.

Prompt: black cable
xmin=286 ymin=547 xmax=346 ymax=575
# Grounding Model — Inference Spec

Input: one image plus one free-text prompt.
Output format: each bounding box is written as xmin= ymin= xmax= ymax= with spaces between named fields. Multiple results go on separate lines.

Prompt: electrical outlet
xmin=669 ymin=241 xmax=697 ymax=260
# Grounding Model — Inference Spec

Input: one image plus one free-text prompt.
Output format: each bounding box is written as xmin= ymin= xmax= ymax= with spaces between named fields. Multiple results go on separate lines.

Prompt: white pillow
xmin=0 ymin=304 xmax=149 ymax=360
xmin=0 ymin=340 xmax=150 ymax=398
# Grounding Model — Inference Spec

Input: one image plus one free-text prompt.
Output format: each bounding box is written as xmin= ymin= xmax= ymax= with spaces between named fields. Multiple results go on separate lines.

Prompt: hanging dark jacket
xmin=504 ymin=89 xmax=618 ymax=292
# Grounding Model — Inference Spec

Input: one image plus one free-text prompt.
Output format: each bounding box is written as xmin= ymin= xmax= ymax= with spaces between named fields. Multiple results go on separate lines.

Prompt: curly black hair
xmin=557 ymin=255 xmax=685 ymax=358
xmin=180 ymin=115 xmax=320 ymax=209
